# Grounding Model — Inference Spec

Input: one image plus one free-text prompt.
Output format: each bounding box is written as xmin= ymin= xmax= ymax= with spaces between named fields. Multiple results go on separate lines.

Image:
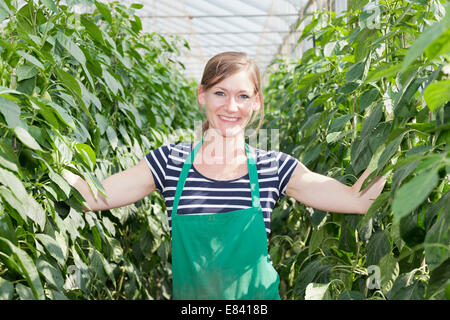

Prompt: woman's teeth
xmin=219 ymin=115 xmax=239 ymax=122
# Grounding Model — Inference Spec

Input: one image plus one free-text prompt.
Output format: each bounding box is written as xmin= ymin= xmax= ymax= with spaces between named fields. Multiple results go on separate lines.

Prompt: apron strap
xmin=245 ymin=143 xmax=260 ymax=208
xmin=172 ymin=139 xmax=260 ymax=215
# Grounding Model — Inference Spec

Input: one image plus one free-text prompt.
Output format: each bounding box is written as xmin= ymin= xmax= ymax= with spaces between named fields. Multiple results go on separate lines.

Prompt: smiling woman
xmin=198 ymin=51 xmax=265 ymax=137
xmin=65 ymin=51 xmax=386 ymax=300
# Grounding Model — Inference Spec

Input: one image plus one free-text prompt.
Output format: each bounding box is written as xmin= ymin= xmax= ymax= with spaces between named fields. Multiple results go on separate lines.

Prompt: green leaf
xmin=366 ymin=231 xmax=390 ymax=266
xmin=119 ymin=101 xmax=142 ymax=128
xmin=365 ymin=63 xmax=402 ymax=83
xmin=95 ymin=113 xmax=108 ymax=135
xmin=75 ymin=143 xmax=96 ymax=171
xmin=86 ymin=171 xmax=107 ymax=198
xmin=349 ymin=0 xmax=369 ymax=11
xmin=41 ymin=0 xmax=57 ymax=12
xmin=387 ymin=273 xmax=425 ymax=299
xmin=15 ymin=283 xmax=35 ymax=300
xmin=425 ymin=28 xmax=450 ymax=60
xmin=130 ymin=3 xmax=144 ymax=9
xmin=17 ymin=50 xmax=45 ymax=70
xmin=351 ymin=135 xmax=372 ymax=175
xmin=424 ymin=80 xmax=450 ymax=112
xmin=95 ymin=0 xmax=112 ymax=23
xmin=103 ymin=69 xmax=123 ymax=96
xmin=47 ymin=102 xmax=76 ymax=129
xmin=0 ymin=2 xmax=10 ymax=23
xmin=346 ymin=61 xmax=365 ymax=82
xmin=293 ymin=258 xmax=324 ymax=298
xmin=359 ymin=192 xmax=390 ymax=229
xmin=329 ymin=114 xmax=354 ymax=132
xmin=0 ymin=213 xmax=17 ymax=245
xmin=49 ymin=170 xmax=71 ymax=199
xmin=55 ymin=32 xmax=86 ymax=66
xmin=337 ymin=290 xmax=365 ymax=300
xmin=368 ymin=122 xmax=391 ymax=154
xmin=14 ymin=126 xmax=43 ymax=151
xmin=0 ymin=142 xmax=19 ymax=173
xmin=0 ymin=237 xmax=45 ymax=300
xmin=309 ymin=227 xmax=324 ymax=255
xmin=131 ymin=15 xmax=142 ymax=34
xmin=106 ymin=126 xmax=118 ymax=150
xmin=361 ymin=102 xmax=383 ymax=137
xmin=34 ymin=101 xmax=60 ymax=129
xmin=0 ymin=168 xmax=46 ymax=230
xmin=379 ymin=253 xmax=399 ymax=293
xmin=326 ymin=130 xmax=351 ymax=143
xmin=16 ymin=65 xmax=38 ymax=82
xmin=35 ymin=233 xmax=66 ymax=268
xmin=359 ymin=88 xmax=379 ymax=112
xmin=338 ymin=215 xmax=358 ymax=253
xmin=377 ymin=134 xmax=404 ymax=170
xmin=0 ymin=186 xmax=27 ymax=223
xmin=0 ymin=96 xmax=21 ymax=127
xmin=35 ymin=257 xmax=64 ymax=292
xmin=302 ymin=144 xmax=322 ymax=166
xmin=427 ymin=258 xmax=450 ymax=298
xmin=401 ymin=4 xmax=450 ymax=72
xmin=0 ymin=277 xmax=14 ymax=299
xmin=425 ymin=203 xmax=450 ymax=271
xmin=392 ymin=167 xmax=440 ymax=222
xmin=80 ymin=15 xmax=104 ymax=44
xmin=54 ymin=67 xmax=81 ymax=97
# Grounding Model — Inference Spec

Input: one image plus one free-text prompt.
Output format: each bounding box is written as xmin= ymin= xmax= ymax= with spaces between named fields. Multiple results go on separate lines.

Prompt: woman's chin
xmin=206 ymin=125 xmax=244 ymax=138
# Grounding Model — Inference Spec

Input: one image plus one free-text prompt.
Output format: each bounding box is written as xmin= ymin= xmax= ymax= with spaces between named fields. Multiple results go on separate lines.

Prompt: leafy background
xmin=0 ymin=0 xmax=200 ymax=299
xmin=264 ymin=0 xmax=449 ymax=300
xmin=0 ymin=0 xmax=449 ymax=300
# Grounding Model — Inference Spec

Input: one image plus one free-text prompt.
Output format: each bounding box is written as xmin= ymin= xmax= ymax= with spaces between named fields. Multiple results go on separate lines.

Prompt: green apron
xmin=171 ymin=139 xmax=281 ymax=300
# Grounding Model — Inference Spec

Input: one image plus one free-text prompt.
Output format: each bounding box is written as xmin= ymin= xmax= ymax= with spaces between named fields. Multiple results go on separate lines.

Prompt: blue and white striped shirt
xmin=145 ymin=143 xmax=299 ymax=238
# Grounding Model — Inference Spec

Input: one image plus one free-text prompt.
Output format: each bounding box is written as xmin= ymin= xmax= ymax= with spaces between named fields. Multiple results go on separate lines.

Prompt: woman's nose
xmin=225 ymin=96 xmax=239 ymax=112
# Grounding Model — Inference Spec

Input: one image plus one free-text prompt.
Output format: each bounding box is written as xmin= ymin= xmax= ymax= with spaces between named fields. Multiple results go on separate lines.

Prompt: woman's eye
xmin=214 ymin=91 xmax=225 ymax=96
xmin=240 ymin=94 xmax=250 ymax=99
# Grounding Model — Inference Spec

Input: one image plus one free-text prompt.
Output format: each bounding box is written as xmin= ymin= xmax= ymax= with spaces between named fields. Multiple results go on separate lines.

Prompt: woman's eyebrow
xmin=214 ymin=86 xmax=251 ymax=94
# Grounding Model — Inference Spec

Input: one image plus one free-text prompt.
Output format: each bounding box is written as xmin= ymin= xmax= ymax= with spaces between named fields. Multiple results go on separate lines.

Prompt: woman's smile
xmin=218 ymin=115 xmax=240 ymax=122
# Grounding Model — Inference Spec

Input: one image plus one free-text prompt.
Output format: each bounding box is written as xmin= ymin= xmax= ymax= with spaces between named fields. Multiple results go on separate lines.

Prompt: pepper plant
xmin=0 ymin=0 xmax=200 ymax=299
xmin=264 ymin=0 xmax=449 ymax=300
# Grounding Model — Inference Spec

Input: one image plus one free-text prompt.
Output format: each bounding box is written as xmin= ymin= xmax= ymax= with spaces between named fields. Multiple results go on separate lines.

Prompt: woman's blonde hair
xmin=199 ymin=52 xmax=264 ymax=136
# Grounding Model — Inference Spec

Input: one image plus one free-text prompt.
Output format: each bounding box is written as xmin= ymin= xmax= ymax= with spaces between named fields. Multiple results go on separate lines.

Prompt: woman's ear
xmin=197 ymin=85 xmax=206 ymax=106
xmin=252 ymin=93 xmax=262 ymax=112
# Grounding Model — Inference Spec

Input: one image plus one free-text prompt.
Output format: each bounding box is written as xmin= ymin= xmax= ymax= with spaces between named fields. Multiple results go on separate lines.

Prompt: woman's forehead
xmin=211 ymin=71 xmax=255 ymax=92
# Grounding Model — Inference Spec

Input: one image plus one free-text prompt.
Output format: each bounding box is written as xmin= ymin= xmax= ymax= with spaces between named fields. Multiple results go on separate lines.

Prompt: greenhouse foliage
xmin=264 ymin=0 xmax=449 ymax=300
xmin=0 ymin=0 xmax=200 ymax=299
xmin=0 ymin=0 xmax=448 ymax=300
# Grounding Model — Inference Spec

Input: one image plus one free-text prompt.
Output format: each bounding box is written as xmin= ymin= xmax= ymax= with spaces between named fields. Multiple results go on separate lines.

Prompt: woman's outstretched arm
xmin=63 ymin=158 xmax=156 ymax=212
xmin=285 ymin=162 xmax=386 ymax=214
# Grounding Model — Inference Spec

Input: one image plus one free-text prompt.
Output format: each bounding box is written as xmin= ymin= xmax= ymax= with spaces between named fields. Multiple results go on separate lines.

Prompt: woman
xmin=64 ymin=52 xmax=386 ymax=300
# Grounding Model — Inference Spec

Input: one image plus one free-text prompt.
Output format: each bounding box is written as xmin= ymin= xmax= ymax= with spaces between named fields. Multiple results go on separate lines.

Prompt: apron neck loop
xmin=172 ymin=139 xmax=260 ymax=215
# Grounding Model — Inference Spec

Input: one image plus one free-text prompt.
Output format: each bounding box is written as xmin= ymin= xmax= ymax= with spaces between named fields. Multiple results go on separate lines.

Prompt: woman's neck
xmin=199 ymin=129 xmax=246 ymax=167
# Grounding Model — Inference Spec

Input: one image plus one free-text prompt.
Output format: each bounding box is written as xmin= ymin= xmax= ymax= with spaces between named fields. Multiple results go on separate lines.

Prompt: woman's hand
xmin=351 ymin=168 xmax=387 ymax=214
xmin=286 ymin=163 xmax=386 ymax=215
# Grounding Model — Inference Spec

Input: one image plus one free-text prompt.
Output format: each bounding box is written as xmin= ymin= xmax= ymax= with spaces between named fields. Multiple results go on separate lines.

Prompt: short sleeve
xmin=276 ymin=152 xmax=299 ymax=196
xmin=144 ymin=145 xmax=170 ymax=192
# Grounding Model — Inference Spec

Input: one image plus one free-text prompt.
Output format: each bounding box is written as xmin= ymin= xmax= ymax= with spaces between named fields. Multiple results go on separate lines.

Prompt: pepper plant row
xmin=264 ymin=0 xmax=449 ymax=300
xmin=0 ymin=0 xmax=200 ymax=299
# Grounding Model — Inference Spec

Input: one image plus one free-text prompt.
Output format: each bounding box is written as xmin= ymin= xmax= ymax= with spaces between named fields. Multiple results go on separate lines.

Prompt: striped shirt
xmin=145 ymin=143 xmax=299 ymax=238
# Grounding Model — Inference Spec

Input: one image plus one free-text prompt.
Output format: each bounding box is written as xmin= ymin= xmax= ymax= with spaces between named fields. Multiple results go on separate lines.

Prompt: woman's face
xmin=198 ymin=70 xmax=261 ymax=138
